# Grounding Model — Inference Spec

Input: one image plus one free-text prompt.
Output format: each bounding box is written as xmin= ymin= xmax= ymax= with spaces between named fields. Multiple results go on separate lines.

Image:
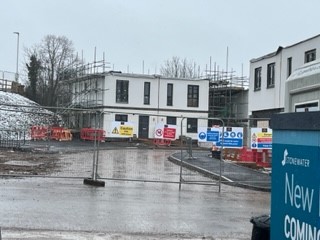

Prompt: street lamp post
xmin=13 ymin=32 xmax=19 ymax=82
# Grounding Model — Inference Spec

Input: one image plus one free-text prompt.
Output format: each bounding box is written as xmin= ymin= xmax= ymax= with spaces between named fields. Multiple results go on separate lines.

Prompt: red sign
xmin=163 ymin=127 xmax=176 ymax=139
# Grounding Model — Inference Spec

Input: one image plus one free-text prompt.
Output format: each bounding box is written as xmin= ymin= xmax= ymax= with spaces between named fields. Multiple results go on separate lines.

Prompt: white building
xmin=71 ymin=71 xmax=210 ymax=140
xmin=249 ymin=34 xmax=320 ymax=118
xmin=285 ymin=58 xmax=320 ymax=112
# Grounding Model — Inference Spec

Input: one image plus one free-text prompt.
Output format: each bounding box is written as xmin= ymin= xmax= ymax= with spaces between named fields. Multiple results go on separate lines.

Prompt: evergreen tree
xmin=26 ymin=54 xmax=41 ymax=103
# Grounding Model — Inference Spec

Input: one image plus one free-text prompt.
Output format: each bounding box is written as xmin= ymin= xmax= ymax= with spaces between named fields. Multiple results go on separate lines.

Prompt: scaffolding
xmin=205 ymin=67 xmax=249 ymax=126
xmin=57 ymin=59 xmax=109 ymax=133
xmin=57 ymin=60 xmax=249 ymax=130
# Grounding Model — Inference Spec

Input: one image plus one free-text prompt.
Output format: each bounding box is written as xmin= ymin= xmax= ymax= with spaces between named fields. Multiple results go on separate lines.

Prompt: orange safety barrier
xmin=239 ymin=147 xmax=255 ymax=162
xmin=80 ymin=128 xmax=105 ymax=142
xmin=153 ymin=138 xmax=172 ymax=146
xmin=239 ymin=147 xmax=271 ymax=167
xmin=50 ymin=127 xmax=72 ymax=141
xmin=256 ymin=149 xmax=271 ymax=167
xmin=31 ymin=126 xmax=49 ymax=141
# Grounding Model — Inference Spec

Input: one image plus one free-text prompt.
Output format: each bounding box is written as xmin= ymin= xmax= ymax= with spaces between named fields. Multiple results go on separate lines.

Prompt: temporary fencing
xmin=80 ymin=128 xmax=105 ymax=142
xmin=0 ymin=105 xmax=271 ymax=192
xmin=31 ymin=126 xmax=48 ymax=141
xmin=174 ymin=117 xmax=225 ymax=191
xmin=172 ymin=116 xmax=272 ymax=191
xmin=0 ymin=129 xmax=26 ymax=148
xmin=50 ymin=127 xmax=73 ymax=141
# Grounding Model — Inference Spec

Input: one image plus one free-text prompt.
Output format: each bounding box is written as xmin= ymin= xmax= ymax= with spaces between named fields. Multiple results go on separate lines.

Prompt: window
xmin=167 ymin=116 xmax=176 ymax=125
xmin=305 ymin=49 xmax=316 ymax=63
xmin=116 ymin=80 xmax=129 ymax=103
xmin=167 ymin=83 xmax=173 ymax=106
xmin=115 ymin=114 xmax=128 ymax=122
xmin=295 ymin=102 xmax=318 ymax=112
xmin=187 ymin=118 xmax=198 ymax=133
xmin=287 ymin=57 xmax=292 ymax=78
xmin=144 ymin=82 xmax=150 ymax=105
xmin=254 ymin=67 xmax=262 ymax=91
xmin=187 ymin=85 xmax=199 ymax=107
xmin=267 ymin=63 xmax=275 ymax=88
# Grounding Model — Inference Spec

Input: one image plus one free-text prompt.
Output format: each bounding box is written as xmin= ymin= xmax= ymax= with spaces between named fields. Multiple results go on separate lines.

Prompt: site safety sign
xmin=154 ymin=123 xmax=176 ymax=139
xmin=198 ymin=127 xmax=220 ymax=142
xmin=251 ymin=128 xmax=272 ymax=149
xmin=110 ymin=121 xmax=134 ymax=138
xmin=198 ymin=126 xmax=243 ymax=148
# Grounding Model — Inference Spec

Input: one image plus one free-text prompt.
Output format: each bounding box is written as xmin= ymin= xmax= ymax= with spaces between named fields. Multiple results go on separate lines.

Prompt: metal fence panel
xmin=0 ymin=104 xmax=270 ymax=191
xmin=97 ymin=149 xmax=181 ymax=183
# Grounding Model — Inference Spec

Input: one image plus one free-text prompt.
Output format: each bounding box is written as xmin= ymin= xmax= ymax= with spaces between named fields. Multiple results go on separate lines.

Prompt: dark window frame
xmin=116 ymin=80 xmax=129 ymax=103
xmin=167 ymin=116 xmax=176 ymax=125
xmin=295 ymin=102 xmax=318 ymax=112
xmin=267 ymin=63 xmax=275 ymax=88
xmin=187 ymin=85 xmax=199 ymax=107
xmin=167 ymin=83 xmax=173 ymax=106
xmin=254 ymin=67 xmax=262 ymax=91
xmin=287 ymin=57 xmax=292 ymax=78
xmin=187 ymin=118 xmax=198 ymax=133
xmin=305 ymin=49 xmax=316 ymax=63
xmin=115 ymin=114 xmax=128 ymax=122
xmin=144 ymin=82 xmax=150 ymax=105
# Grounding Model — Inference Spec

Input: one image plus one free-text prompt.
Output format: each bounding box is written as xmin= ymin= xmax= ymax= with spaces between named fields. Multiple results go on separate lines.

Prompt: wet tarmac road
xmin=0 ymin=146 xmax=270 ymax=239
xmin=0 ymin=179 xmax=270 ymax=239
xmin=170 ymin=151 xmax=271 ymax=191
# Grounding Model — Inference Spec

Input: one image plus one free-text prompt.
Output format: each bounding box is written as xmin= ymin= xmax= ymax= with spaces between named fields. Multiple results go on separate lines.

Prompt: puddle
xmin=2 ymin=160 xmax=42 ymax=167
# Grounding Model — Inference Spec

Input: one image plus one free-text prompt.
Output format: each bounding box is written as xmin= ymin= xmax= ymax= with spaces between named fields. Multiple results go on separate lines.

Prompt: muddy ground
xmin=0 ymin=149 xmax=59 ymax=175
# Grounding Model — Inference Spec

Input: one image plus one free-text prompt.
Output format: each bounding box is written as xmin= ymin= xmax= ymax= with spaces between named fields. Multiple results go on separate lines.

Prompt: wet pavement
xmin=169 ymin=151 xmax=271 ymax=191
xmin=0 ymin=177 xmax=270 ymax=240
xmin=0 ymin=142 xmax=271 ymax=239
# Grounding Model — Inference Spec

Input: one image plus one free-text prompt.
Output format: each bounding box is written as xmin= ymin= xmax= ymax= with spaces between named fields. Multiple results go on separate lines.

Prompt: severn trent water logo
xmin=281 ymin=149 xmax=310 ymax=168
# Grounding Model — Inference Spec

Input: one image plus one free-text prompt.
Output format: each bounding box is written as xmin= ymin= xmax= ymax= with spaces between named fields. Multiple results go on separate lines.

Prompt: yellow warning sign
xmin=119 ymin=126 xmax=133 ymax=136
xmin=112 ymin=127 xmax=119 ymax=134
xmin=257 ymin=132 xmax=272 ymax=138
xmin=111 ymin=121 xmax=134 ymax=137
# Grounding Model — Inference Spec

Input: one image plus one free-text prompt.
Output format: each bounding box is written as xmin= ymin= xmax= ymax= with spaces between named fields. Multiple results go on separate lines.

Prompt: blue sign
xmin=197 ymin=127 xmax=220 ymax=142
xmin=206 ymin=130 xmax=219 ymax=142
xmin=198 ymin=132 xmax=206 ymax=140
xmin=197 ymin=127 xmax=243 ymax=147
xmin=272 ymin=131 xmax=320 ymax=239
xmin=258 ymin=143 xmax=272 ymax=149
xmin=216 ymin=127 xmax=243 ymax=148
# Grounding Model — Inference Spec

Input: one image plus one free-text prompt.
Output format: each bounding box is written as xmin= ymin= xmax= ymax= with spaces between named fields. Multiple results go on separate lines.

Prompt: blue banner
xmin=272 ymin=133 xmax=320 ymax=239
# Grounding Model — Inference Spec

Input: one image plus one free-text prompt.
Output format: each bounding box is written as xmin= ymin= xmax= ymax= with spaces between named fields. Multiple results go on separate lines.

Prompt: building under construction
xmin=56 ymin=60 xmax=107 ymax=134
xmin=56 ymin=59 xmax=249 ymax=135
xmin=206 ymin=69 xmax=249 ymax=126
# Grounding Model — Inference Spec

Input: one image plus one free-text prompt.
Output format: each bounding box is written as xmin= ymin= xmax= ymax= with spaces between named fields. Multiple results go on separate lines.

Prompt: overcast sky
xmin=1 ymin=0 xmax=320 ymax=82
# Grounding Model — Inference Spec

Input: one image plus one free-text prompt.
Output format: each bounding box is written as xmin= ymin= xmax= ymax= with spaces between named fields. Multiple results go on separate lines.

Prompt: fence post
xmin=178 ymin=117 xmax=224 ymax=192
xmin=179 ymin=117 xmax=186 ymax=191
xmin=83 ymin=111 xmax=105 ymax=187
xmin=219 ymin=120 xmax=225 ymax=193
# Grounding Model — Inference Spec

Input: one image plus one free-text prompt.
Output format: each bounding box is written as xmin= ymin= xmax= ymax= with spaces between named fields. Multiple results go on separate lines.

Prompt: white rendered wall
xmin=102 ymin=73 xmax=209 ymax=139
xmin=249 ymin=35 xmax=320 ymax=116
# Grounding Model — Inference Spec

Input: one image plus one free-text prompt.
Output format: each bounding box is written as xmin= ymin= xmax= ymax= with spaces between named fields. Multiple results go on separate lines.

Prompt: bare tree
xmin=25 ymin=35 xmax=80 ymax=107
xmin=160 ymin=56 xmax=197 ymax=78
